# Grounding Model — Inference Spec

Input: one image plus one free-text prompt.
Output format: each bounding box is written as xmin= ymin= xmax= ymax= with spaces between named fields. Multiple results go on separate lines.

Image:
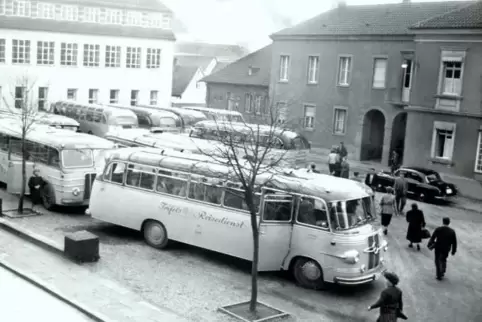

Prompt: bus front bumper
xmin=60 ymin=199 xmax=89 ymax=207
xmin=333 ymin=264 xmax=387 ymax=286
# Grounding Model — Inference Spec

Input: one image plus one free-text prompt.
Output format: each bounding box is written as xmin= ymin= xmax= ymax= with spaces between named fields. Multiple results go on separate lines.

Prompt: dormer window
xmin=248 ymin=66 xmax=259 ymax=76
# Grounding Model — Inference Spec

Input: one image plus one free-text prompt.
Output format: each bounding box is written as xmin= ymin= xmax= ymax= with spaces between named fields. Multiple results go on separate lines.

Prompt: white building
xmin=0 ymin=0 xmax=175 ymax=111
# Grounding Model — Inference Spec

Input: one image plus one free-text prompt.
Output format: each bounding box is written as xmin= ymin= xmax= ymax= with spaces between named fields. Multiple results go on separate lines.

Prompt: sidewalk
xmin=310 ymin=147 xmax=482 ymax=202
xmin=0 ymin=224 xmax=190 ymax=322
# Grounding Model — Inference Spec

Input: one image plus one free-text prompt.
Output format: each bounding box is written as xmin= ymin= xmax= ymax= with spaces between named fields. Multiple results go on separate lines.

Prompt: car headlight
xmin=72 ymin=187 xmax=80 ymax=196
xmin=342 ymin=250 xmax=360 ymax=264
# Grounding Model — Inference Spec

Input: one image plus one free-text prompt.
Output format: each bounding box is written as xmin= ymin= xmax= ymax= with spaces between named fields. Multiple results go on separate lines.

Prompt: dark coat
xmin=28 ymin=175 xmax=46 ymax=205
xmin=428 ymin=226 xmax=457 ymax=254
xmin=339 ymin=145 xmax=348 ymax=158
xmin=340 ymin=161 xmax=350 ymax=178
xmin=370 ymin=285 xmax=404 ymax=322
xmin=406 ymin=209 xmax=426 ymax=243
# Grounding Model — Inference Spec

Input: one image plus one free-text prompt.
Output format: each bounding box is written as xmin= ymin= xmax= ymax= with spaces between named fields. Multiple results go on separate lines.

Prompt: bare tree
xmin=2 ymin=76 xmax=44 ymax=213
xmin=196 ymin=101 xmax=293 ymax=313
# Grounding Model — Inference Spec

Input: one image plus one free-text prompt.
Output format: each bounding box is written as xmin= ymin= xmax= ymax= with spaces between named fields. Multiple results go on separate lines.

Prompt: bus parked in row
xmin=51 ymin=101 xmax=138 ymax=137
xmin=109 ymin=105 xmax=182 ymax=133
xmin=0 ymin=110 xmax=80 ymax=132
xmin=190 ymin=120 xmax=311 ymax=168
xmin=179 ymin=105 xmax=244 ymax=123
xmin=0 ymin=118 xmax=116 ymax=210
xmin=137 ymin=105 xmax=207 ymax=130
xmin=88 ymin=147 xmax=387 ymax=289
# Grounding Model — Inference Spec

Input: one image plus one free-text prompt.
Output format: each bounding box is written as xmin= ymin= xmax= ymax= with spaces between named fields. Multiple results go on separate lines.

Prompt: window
xmin=307 ymin=56 xmax=319 ymax=83
xmin=126 ymin=47 xmax=141 ymax=68
xmin=431 ymin=122 xmax=455 ymax=160
xmin=67 ymin=88 xmax=77 ymax=100
xmin=149 ymin=91 xmax=158 ymax=105
xmin=105 ymin=45 xmax=121 ymax=67
xmin=146 ymin=48 xmax=161 ymax=68
xmin=83 ymin=44 xmax=100 ymax=67
xmin=333 ymin=107 xmax=347 ymax=135
xmin=276 ymin=102 xmax=288 ymax=124
xmin=245 ymin=93 xmax=252 ymax=112
xmin=88 ymin=89 xmax=98 ymax=104
xmin=263 ymin=195 xmax=293 ymax=222
xmin=37 ymin=41 xmax=54 ymax=65
xmin=146 ymin=13 xmax=161 ymax=28
xmin=60 ymin=5 xmax=78 ymax=21
xmin=189 ymin=175 xmax=223 ymax=205
xmin=224 ymin=183 xmax=260 ymax=212
xmin=37 ymin=3 xmax=55 ymax=19
xmin=338 ymin=56 xmax=352 ymax=86
xmin=279 ymin=55 xmax=290 ymax=81
xmin=13 ymin=0 xmax=30 ymax=17
xmin=372 ymin=58 xmax=387 ymax=89
xmin=130 ymin=90 xmax=139 ymax=106
xmin=161 ymin=14 xmax=171 ymax=29
xmin=60 ymin=43 xmax=78 ymax=66
xmin=12 ymin=39 xmax=30 ymax=64
xmin=297 ymin=197 xmax=329 ymax=229
xmin=14 ymin=86 xmax=25 ymax=109
xmin=156 ymin=170 xmax=188 ymax=197
xmin=255 ymin=96 xmax=262 ymax=114
xmin=109 ymin=89 xmax=119 ymax=104
xmin=126 ymin=11 xmax=142 ymax=25
xmin=105 ymin=162 xmax=126 ymax=184
xmin=475 ymin=132 xmax=482 ymax=173
xmin=0 ymin=0 xmax=5 ymax=15
xmin=442 ymin=61 xmax=462 ymax=95
xmin=83 ymin=7 xmax=100 ymax=23
xmin=38 ymin=87 xmax=48 ymax=111
xmin=125 ymin=164 xmax=156 ymax=190
xmin=105 ymin=9 xmax=122 ymax=24
xmin=0 ymin=39 xmax=5 ymax=63
xmin=303 ymin=105 xmax=315 ymax=129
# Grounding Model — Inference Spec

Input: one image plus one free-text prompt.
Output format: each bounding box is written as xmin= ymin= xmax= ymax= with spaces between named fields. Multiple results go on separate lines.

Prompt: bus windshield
xmin=159 ymin=117 xmax=177 ymax=128
xmin=61 ymin=149 xmax=94 ymax=168
xmin=328 ymin=197 xmax=375 ymax=231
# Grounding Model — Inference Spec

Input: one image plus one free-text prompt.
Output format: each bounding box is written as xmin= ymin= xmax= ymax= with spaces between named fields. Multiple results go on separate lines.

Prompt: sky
xmin=163 ymin=0 xmax=470 ymax=51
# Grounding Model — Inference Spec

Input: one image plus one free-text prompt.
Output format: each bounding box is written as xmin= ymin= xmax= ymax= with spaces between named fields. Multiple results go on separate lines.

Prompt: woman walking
xmin=368 ymin=271 xmax=406 ymax=321
xmin=406 ymin=203 xmax=426 ymax=251
xmin=379 ymin=187 xmax=396 ymax=235
xmin=327 ymin=148 xmax=339 ymax=175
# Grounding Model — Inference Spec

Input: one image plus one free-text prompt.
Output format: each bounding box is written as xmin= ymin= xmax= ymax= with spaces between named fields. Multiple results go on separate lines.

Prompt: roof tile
xmin=52 ymin=0 xmax=171 ymax=12
xmin=172 ymin=65 xmax=199 ymax=97
xmin=411 ymin=1 xmax=482 ymax=29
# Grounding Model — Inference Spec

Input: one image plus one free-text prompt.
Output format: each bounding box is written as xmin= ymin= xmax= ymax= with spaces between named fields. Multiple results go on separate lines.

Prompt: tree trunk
xmin=247 ymin=190 xmax=259 ymax=312
xmin=18 ymin=132 xmax=26 ymax=214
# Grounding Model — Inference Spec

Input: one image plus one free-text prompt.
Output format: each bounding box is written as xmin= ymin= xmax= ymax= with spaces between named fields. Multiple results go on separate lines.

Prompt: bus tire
xmin=292 ymin=257 xmax=325 ymax=290
xmin=41 ymin=185 xmax=55 ymax=211
xmin=142 ymin=220 xmax=169 ymax=249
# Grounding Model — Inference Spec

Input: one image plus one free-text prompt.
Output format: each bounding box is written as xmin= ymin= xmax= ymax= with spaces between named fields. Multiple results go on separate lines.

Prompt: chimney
xmin=337 ymin=0 xmax=347 ymax=8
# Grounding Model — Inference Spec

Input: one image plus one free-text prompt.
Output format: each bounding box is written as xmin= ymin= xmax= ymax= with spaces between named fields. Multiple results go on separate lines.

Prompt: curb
xmin=0 ymin=258 xmax=111 ymax=322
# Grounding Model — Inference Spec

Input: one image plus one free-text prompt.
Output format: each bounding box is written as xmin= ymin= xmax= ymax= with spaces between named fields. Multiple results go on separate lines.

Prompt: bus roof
xmin=35 ymin=112 xmax=80 ymax=126
xmin=108 ymin=148 xmax=371 ymax=202
xmin=181 ymin=106 xmax=243 ymax=116
xmin=53 ymin=101 xmax=138 ymax=119
xmin=109 ymin=104 xmax=179 ymax=119
xmin=0 ymin=118 xmax=115 ymax=150
xmin=193 ymin=120 xmax=301 ymax=139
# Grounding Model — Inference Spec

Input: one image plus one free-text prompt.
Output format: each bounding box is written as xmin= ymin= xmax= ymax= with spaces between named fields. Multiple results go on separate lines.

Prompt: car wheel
xmin=143 ymin=220 xmax=169 ymax=249
xmin=293 ymin=257 xmax=325 ymax=290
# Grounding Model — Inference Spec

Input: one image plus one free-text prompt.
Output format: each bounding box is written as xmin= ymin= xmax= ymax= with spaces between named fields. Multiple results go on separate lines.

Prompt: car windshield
xmin=61 ymin=149 xmax=94 ymax=168
xmin=328 ymin=197 xmax=375 ymax=230
xmin=426 ymin=173 xmax=441 ymax=182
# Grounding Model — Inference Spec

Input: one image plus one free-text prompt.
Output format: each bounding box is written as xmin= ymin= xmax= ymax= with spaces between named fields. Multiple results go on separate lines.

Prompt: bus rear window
xmin=61 ymin=149 xmax=94 ymax=168
xmin=292 ymin=137 xmax=310 ymax=150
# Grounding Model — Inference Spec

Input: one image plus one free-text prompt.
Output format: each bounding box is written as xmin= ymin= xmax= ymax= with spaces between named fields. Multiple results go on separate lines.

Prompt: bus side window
xmin=188 ymin=176 xmax=222 ymax=205
xmin=47 ymin=148 xmax=60 ymax=167
xmin=9 ymin=137 xmax=22 ymax=157
xmin=0 ymin=134 xmax=8 ymax=152
xmin=262 ymin=196 xmax=293 ymax=222
xmin=126 ymin=164 xmax=155 ymax=190
xmin=156 ymin=171 xmax=188 ymax=197
xmin=296 ymin=198 xmax=329 ymax=229
xmin=93 ymin=110 xmax=102 ymax=123
xmin=86 ymin=109 xmax=94 ymax=122
xmin=107 ymin=162 xmax=126 ymax=184
xmin=137 ymin=115 xmax=151 ymax=128
xmin=224 ymin=186 xmax=260 ymax=212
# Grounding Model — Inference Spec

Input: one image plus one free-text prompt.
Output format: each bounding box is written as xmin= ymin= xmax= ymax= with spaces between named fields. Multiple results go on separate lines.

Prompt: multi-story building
xmin=202 ymin=45 xmax=271 ymax=123
xmin=404 ymin=1 xmax=482 ymax=180
xmin=269 ymin=0 xmax=473 ymax=167
xmin=0 ymin=0 xmax=175 ymax=111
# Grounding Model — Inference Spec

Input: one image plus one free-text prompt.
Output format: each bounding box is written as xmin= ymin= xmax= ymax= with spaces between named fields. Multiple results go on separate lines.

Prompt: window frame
xmin=36 ymin=41 xmax=55 ymax=65
xmin=125 ymin=163 xmax=157 ymax=191
xmin=431 ymin=121 xmax=456 ymax=161
xmin=67 ymin=88 xmax=77 ymax=100
xmin=14 ymin=86 xmax=25 ymax=109
xmin=104 ymin=162 xmax=126 ymax=185
xmin=295 ymin=196 xmax=330 ymax=231
xmin=88 ymin=89 xmax=99 ymax=104
xmin=146 ymin=48 xmax=161 ymax=69
xmin=303 ymin=104 xmax=316 ymax=130
xmin=307 ymin=55 xmax=319 ymax=84
xmin=109 ymin=89 xmax=119 ymax=104
xmin=372 ymin=56 xmax=388 ymax=89
xmin=0 ymin=38 xmax=5 ymax=63
xmin=278 ymin=54 xmax=290 ymax=82
xmin=105 ymin=45 xmax=121 ymax=68
xmin=475 ymin=130 xmax=482 ymax=173
xmin=60 ymin=42 xmax=78 ymax=66
xmin=337 ymin=55 xmax=352 ymax=87
xmin=130 ymin=90 xmax=139 ymax=106
xmin=126 ymin=46 xmax=141 ymax=68
xmin=83 ymin=44 xmax=100 ymax=67
xmin=332 ymin=106 xmax=347 ymax=135
xmin=149 ymin=90 xmax=158 ymax=105
xmin=37 ymin=2 xmax=55 ymax=19
xmin=38 ymin=87 xmax=48 ymax=111
xmin=60 ymin=5 xmax=78 ymax=21
xmin=12 ymin=39 xmax=30 ymax=64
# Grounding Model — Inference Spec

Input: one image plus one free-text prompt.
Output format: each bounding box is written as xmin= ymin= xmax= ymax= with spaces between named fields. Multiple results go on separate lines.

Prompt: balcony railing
xmin=385 ymin=87 xmax=408 ymax=107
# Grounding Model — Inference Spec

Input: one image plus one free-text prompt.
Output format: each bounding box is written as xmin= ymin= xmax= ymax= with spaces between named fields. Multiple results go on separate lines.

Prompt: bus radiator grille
xmin=367 ymin=234 xmax=381 ymax=270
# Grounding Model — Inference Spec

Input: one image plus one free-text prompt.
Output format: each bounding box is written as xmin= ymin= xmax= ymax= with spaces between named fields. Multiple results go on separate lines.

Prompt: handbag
xmin=421 ymin=228 xmax=431 ymax=239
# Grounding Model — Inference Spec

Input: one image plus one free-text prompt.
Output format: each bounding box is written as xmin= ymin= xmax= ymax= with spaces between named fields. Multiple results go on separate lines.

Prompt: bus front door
xmin=258 ymin=194 xmax=294 ymax=271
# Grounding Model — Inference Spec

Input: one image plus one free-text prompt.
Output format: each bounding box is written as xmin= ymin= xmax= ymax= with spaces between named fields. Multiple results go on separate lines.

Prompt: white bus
xmin=51 ymin=101 xmax=138 ymax=136
xmin=190 ymin=120 xmax=311 ymax=168
xmin=137 ymin=105 xmax=208 ymax=130
xmin=179 ymin=105 xmax=244 ymax=122
xmin=0 ymin=118 xmax=116 ymax=210
xmin=88 ymin=148 xmax=387 ymax=289
xmin=0 ymin=110 xmax=80 ymax=131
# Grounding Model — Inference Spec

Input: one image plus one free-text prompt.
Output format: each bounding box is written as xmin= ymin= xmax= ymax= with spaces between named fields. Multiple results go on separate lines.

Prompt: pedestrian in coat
xmin=428 ymin=217 xmax=457 ymax=280
xmin=365 ymin=168 xmax=377 ymax=191
xmin=379 ymin=187 xmax=396 ymax=235
xmin=340 ymin=158 xmax=350 ymax=178
xmin=338 ymin=141 xmax=348 ymax=159
xmin=28 ymin=169 xmax=46 ymax=207
xmin=327 ymin=148 xmax=339 ymax=175
xmin=406 ymin=203 xmax=426 ymax=251
xmin=368 ymin=271 xmax=406 ymax=322
xmin=393 ymin=173 xmax=408 ymax=215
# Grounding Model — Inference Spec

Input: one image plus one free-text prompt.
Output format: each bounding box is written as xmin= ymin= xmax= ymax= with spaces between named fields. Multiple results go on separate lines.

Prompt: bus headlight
xmin=342 ymin=250 xmax=359 ymax=264
xmin=72 ymin=187 xmax=80 ymax=196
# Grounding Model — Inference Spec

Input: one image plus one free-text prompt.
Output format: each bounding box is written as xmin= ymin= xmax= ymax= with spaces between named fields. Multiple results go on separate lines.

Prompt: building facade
xmin=403 ymin=1 xmax=482 ymax=180
xmin=0 ymin=0 xmax=175 ymax=111
xmin=202 ymin=45 xmax=271 ymax=124
xmin=269 ymin=0 xmax=473 ymax=166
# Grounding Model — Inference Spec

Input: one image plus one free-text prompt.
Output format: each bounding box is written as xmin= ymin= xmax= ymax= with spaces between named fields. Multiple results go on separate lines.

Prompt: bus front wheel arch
xmin=41 ymin=184 xmax=56 ymax=211
xmin=142 ymin=220 xmax=169 ymax=249
xmin=291 ymin=256 xmax=325 ymax=290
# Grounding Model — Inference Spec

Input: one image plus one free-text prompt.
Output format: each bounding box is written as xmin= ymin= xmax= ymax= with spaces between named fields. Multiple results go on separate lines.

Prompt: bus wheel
xmin=143 ymin=220 xmax=169 ymax=249
xmin=41 ymin=187 xmax=55 ymax=211
xmin=293 ymin=257 xmax=325 ymax=290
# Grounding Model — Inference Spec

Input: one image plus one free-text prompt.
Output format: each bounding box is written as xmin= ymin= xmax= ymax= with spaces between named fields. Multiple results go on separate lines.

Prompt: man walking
xmin=393 ymin=172 xmax=408 ymax=215
xmin=428 ymin=217 xmax=457 ymax=281
xmin=338 ymin=142 xmax=348 ymax=160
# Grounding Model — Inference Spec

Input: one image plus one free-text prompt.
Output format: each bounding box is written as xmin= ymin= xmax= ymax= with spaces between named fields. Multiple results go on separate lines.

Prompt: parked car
xmin=369 ymin=166 xmax=457 ymax=202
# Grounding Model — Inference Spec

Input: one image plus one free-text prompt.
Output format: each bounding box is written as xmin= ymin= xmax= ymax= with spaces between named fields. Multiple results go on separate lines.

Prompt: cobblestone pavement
xmin=1 ymin=188 xmax=482 ymax=322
